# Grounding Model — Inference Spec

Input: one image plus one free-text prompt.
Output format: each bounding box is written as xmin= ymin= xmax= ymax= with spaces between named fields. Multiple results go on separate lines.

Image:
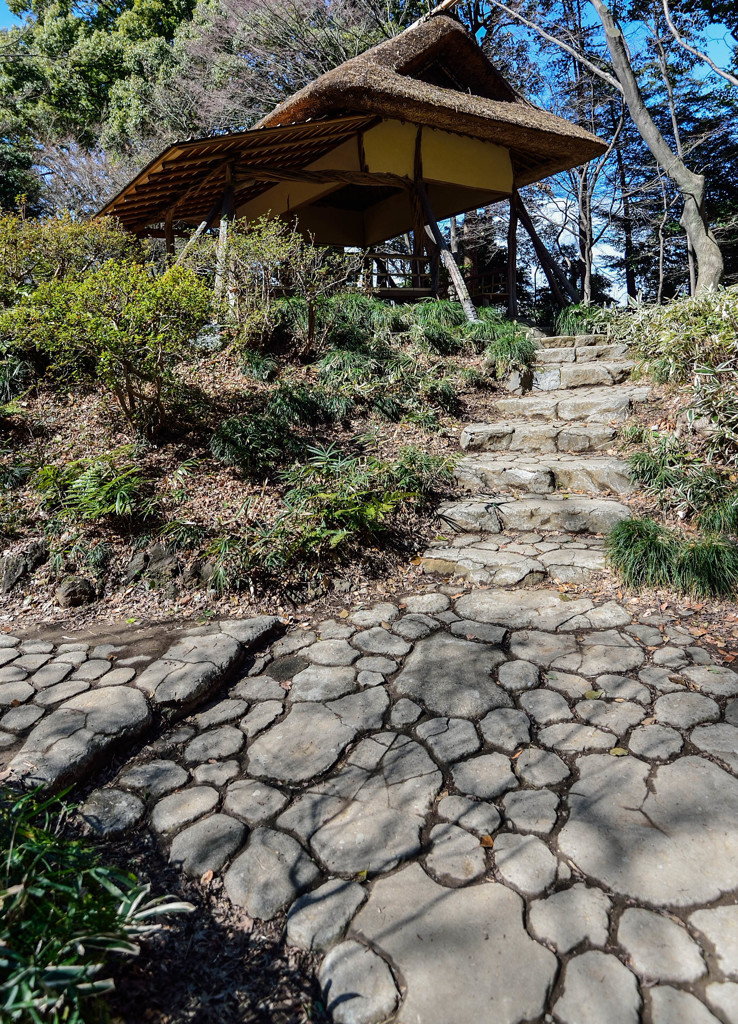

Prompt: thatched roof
xmin=256 ymin=15 xmax=605 ymax=185
xmin=98 ymin=115 xmax=376 ymax=233
xmin=99 ymin=14 xmax=605 ymax=236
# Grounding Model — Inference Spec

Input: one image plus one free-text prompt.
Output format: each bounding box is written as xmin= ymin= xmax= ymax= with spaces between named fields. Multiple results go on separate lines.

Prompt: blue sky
xmin=0 ymin=2 xmax=18 ymax=29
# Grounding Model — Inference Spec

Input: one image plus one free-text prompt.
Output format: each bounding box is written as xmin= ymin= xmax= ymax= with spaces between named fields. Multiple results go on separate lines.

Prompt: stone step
xmin=495 ymin=385 xmax=650 ymax=423
xmin=454 ymin=454 xmax=634 ymax=496
xmin=436 ymin=494 xmax=631 ymax=535
xmin=537 ymin=333 xmax=609 ymax=349
xmin=508 ymin=361 xmax=635 ymax=393
xmin=537 ymin=343 xmax=630 ymax=364
xmin=460 ymin=420 xmax=617 ymax=455
xmin=421 ymin=532 xmax=609 ymax=587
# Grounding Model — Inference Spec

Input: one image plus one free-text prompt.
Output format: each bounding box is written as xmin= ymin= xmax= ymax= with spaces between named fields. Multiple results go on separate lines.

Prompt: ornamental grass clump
xmin=607 ymin=517 xmax=738 ymax=598
xmin=0 ymin=789 xmax=192 ymax=1024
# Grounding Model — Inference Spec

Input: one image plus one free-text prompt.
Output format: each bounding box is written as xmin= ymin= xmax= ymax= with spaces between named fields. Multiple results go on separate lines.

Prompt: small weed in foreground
xmin=0 ymin=789 xmax=193 ymax=1024
xmin=607 ymin=517 xmax=738 ymax=598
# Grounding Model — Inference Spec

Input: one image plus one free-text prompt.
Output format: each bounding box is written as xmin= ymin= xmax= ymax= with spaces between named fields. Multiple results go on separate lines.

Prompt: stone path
xmin=3 ymin=333 xmax=738 ymax=1024
xmin=421 ymin=331 xmax=649 ymax=586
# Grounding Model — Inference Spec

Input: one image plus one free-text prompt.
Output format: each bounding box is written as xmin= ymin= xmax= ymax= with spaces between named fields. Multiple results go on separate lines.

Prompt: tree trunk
xmin=655 ymin=27 xmax=698 ymax=296
xmin=449 ymin=215 xmax=459 ymax=255
xmin=590 ymin=0 xmax=723 ymax=293
xmin=613 ymin=133 xmax=637 ymax=299
xmin=577 ymin=166 xmax=593 ymax=304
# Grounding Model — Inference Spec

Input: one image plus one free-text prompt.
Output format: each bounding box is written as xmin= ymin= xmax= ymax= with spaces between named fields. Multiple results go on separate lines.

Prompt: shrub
xmin=36 ymin=449 xmax=157 ymax=522
xmin=607 ymin=517 xmax=738 ymax=597
xmin=182 ymin=217 xmax=362 ymax=350
xmin=211 ymin=380 xmax=359 ymax=478
xmin=381 ymin=446 xmax=454 ymax=502
xmin=0 ymin=789 xmax=192 ymax=1024
xmin=279 ymin=443 xmax=411 ymax=551
xmin=266 ymin=382 xmax=354 ymax=425
xmin=402 ymin=299 xmax=469 ymax=354
xmin=0 ymin=211 xmax=139 ymax=307
xmin=596 ymin=289 xmax=738 ymax=383
xmin=239 ymin=349 xmax=278 ymax=382
xmin=481 ymin=329 xmax=537 ymax=379
xmin=692 ymin=361 xmax=738 ymax=466
xmin=204 ymin=443 xmax=453 ymax=591
xmin=1 ymin=261 xmax=211 ymax=436
xmin=554 ymin=303 xmax=609 ymax=337
xmin=0 ymin=460 xmax=34 ymax=491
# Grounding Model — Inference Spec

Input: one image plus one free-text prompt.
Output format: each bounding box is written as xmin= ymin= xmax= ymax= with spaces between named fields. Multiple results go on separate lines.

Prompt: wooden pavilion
xmin=99 ymin=13 xmax=605 ymax=318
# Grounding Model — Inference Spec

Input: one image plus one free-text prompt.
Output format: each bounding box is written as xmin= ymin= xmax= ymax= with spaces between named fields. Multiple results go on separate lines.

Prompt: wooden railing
xmin=361 ymin=252 xmax=439 ymax=299
xmin=362 ymin=251 xmax=507 ymax=304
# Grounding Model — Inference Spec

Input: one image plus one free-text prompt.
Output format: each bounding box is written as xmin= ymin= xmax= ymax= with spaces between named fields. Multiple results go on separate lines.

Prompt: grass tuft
xmin=607 ymin=517 xmax=738 ymax=597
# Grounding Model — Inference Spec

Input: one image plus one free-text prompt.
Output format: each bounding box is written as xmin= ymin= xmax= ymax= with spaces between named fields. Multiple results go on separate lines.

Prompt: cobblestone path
xmin=4 ymin=334 xmax=738 ymax=1024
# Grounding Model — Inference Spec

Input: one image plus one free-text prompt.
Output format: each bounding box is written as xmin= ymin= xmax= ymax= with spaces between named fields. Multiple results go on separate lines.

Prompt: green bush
xmin=316 ymin=338 xmax=460 ymax=425
xmin=481 ymin=330 xmax=538 ymax=379
xmin=266 ymin=382 xmax=354 ymax=425
xmin=210 ymin=411 xmax=306 ymax=476
xmin=554 ymin=303 xmax=609 ymax=337
xmin=607 ymin=517 xmax=738 ymax=598
xmin=239 ymin=349 xmax=278 ymax=382
xmin=182 ymin=217 xmax=362 ymax=350
xmin=1 ymin=261 xmax=211 ymax=436
xmin=0 ymin=211 xmax=140 ymax=307
xmin=380 ymin=445 xmax=455 ymax=502
xmin=402 ymin=299 xmax=468 ymax=354
xmin=594 ymin=291 xmax=738 ymax=464
xmin=693 ymin=361 xmax=738 ymax=466
xmin=593 ymin=289 xmax=738 ymax=382
xmin=0 ymin=789 xmax=192 ymax=1024
xmin=36 ymin=449 xmax=157 ymax=522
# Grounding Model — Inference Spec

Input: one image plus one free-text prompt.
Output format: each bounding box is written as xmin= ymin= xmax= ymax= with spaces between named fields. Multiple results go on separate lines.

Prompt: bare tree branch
xmin=661 ymin=0 xmax=738 ymax=89
xmin=484 ymin=0 xmax=623 ymax=93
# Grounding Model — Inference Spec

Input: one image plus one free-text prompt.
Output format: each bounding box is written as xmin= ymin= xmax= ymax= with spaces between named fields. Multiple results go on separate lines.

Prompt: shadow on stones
xmin=104 ymin=828 xmax=329 ymax=1024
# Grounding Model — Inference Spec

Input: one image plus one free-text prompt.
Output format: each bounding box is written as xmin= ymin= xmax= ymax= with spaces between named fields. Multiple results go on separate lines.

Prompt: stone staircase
xmin=422 ymin=332 xmax=648 ymax=588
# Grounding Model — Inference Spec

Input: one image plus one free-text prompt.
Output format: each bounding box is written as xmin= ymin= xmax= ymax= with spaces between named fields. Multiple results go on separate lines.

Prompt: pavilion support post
xmin=427 ymin=235 xmax=441 ymax=298
xmin=416 ymin=179 xmax=479 ymax=323
xmin=514 ymin=190 xmax=580 ymax=306
xmin=174 ymin=195 xmax=223 ymax=266
xmin=507 ymin=196 xmax=518 ymax=319
xmin=214 ymin=166 xmax=235 ymax=304
xmin=164 ymin=209 xmax=175 ymax=259
xmin=214 ymin=218 xmax=229 ymax=303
